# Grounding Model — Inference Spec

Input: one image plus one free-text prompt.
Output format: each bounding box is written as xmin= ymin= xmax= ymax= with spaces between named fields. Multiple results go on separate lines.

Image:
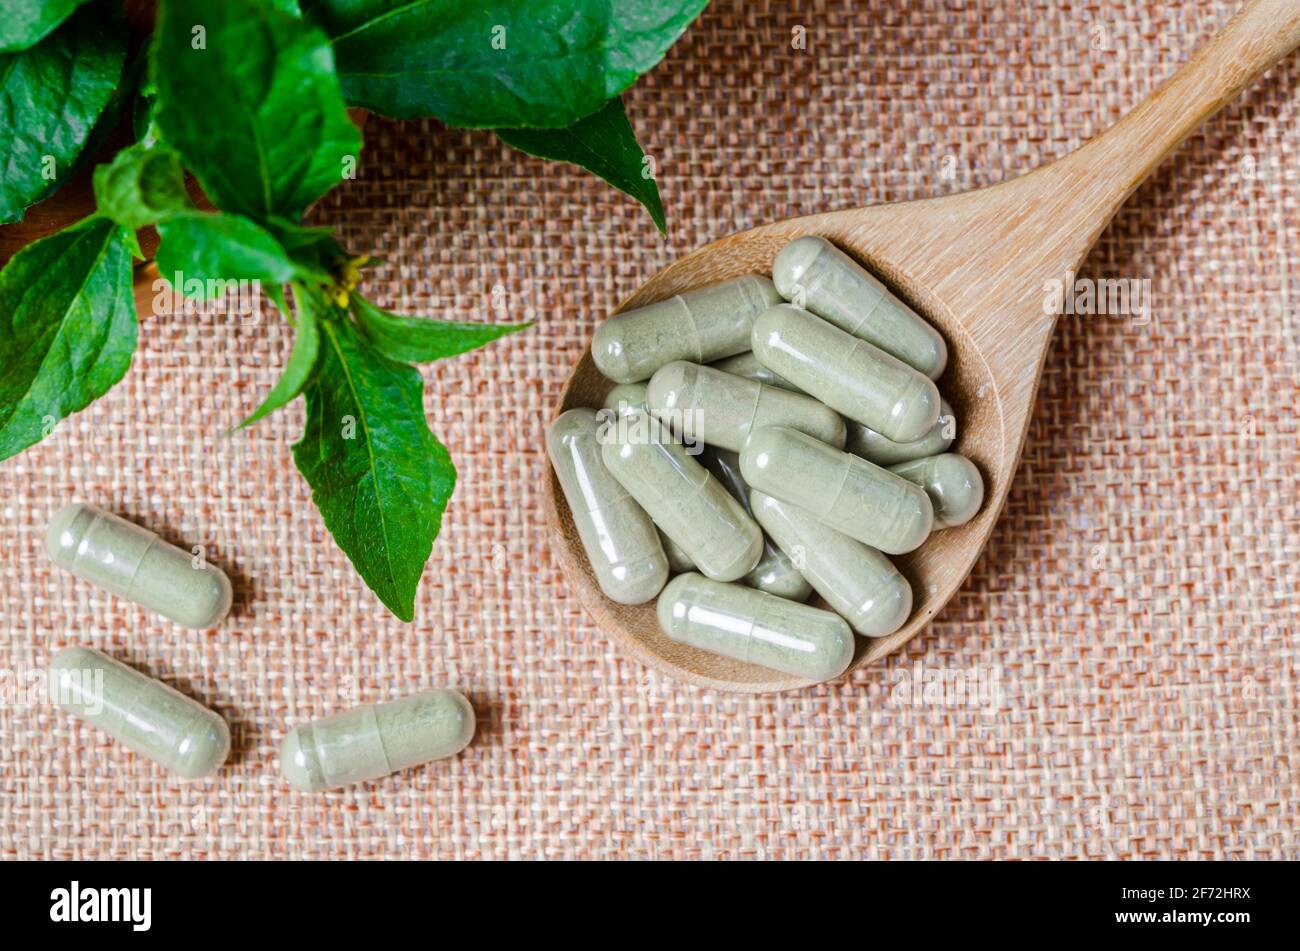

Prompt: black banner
xmin=0 ymin=860 xmax=1280 ymax=938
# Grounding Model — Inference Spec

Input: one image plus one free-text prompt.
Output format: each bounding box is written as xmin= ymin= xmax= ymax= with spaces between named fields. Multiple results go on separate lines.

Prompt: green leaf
xmin=497 ymin=97 xmax=665 ymax=232
xmin=0 ymin=218 xmax=136 ymax=461
xmin=351 ymin=295 xmax=531 ymax=364
xmin=0 ymin=4 xmax=126 ymax=222
xmin=292 ymin=316 xmax=453 ymax=621
xmin=306 ymin=0 xmax=709 ymax=128
xmin=155 ymin=211 xmax=305 ymax=298
xmin=132 ymin=91 xmax=157 ymax=145
xmin=0 ymin=0 xmax=90 ymax=53
xmin=237 ymin=285 xmax=321 ymax=429
xmin=153 ymin=0 xmax=361 ymax=221
xmin=70 ymin=43 xmax=147 ymax=185
xmin=132 ymin=60 xmax=161 ymax=145
xmin=93 ymin=143 xmax=191 ymax=231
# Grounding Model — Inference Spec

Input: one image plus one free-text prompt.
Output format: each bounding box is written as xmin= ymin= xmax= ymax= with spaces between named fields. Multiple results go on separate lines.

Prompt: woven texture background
xmin=2 ymin=0 xmax=1298 ymax=860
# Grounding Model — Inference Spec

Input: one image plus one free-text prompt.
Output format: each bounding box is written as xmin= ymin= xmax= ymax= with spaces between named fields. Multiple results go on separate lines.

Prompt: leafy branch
xmin=0 ymin=0 xmax=708 ymax=618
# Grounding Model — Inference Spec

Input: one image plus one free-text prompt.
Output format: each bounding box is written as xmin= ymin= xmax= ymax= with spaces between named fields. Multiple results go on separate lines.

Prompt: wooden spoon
xmin=548 ymin=0 xmax=1300 ymax=693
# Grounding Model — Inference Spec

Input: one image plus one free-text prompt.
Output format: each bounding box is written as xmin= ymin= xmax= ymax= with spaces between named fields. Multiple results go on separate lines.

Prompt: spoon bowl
xmin=546 ymin=0 xmax=1300 ymax=692
xmin=552 ymin=216 xmax=1011 ymax=691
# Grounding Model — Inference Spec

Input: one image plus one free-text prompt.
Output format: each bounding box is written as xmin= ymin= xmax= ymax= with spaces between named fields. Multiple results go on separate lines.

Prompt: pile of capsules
xmin=42 ymin=504 xmax=474 ymax=787
xmin=549 ymin=235 xmax=985 ymax=682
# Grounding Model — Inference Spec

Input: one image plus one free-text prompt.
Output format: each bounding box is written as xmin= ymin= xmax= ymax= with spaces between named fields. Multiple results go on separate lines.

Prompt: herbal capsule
xmin=546 ymin=409 xmax=668 ymax=604
xmin=592 ymin=275 xmax=782 ymax=383
xmin=658 ymin=528 xmax=696 ymax=573
xmin=752 ymin=304 xmax=940 ymax=442
xmin=600 ymin=410 xmax=763 ymax=582
xmin=46 ymin=504 xmax=232 ymax=629
xmin=750 ymin=491 xmax=912 ymax=637
xmin=845 ymin=399 xmax=955 ymax=466
xmin=890 ymin=453 xmax=985 ymax=529
xmin=48 ymin=646 xmax=230 ymax=780
xmin=280 ymin=689 xmax=475 ymax=793
xmin=773 ymin=235 xmax=948 ymax=379
xmin=600 ymin=396 xmax=702 ymax=571
xmin=647 ymin=360 xmax=846 ymax=453
xmin=740 ymin=426 xmax=933 ymax=555
xmin=703 ymin=449 xmax=811 ymax=601
xmin=710 ymin=350 xmax=801 ymax=392
xmin=602 ymin=382 xmax=648 ymax=417
xmin=656 ymin=573 xmax=854 ymax=680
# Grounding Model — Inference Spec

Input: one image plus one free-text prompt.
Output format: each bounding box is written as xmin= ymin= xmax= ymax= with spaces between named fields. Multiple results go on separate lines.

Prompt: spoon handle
xmin=1060 ymin=0 xmax=1300 ymax=229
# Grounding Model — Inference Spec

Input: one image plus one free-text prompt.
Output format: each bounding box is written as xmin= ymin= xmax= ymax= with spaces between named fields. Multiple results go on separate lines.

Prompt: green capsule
xmin=648 ymin=360 xmax=845 ymax=453
xmin=773 ymin=236 xmax=947 ymax=378
xmin=845 ymin=399 xmax=955 ymax=466
xmin=592 ymin=276 xmax=782 ymax=383
xmin=600 ymin=410 xmax=763 ymax=582
xmin=703 ymin=449 xmax=811 ymax=601
xmin=710 ymin=351 xmax=801 ymax=392
xmin=46 ymin=504 xmax=232 ymax=629
xmin=49 ymin=646 xmax=230 ymax=780
xmin=281 ymin=689 xmax=475 ymax=793
xmin=547 ymin=409 xmax=668 ymax=604
xmin=656 ymin=573 xmax=854 ymax=680
xmin=889 ymin=453 xmax=985 ymax=529
xmin=602 ymin=382 xmax=649 ymax=417
xmin=752 ymin=304 xmax=940 ymax=442
xmin=598 ymin=388 xmax=700 ymax=573
xmin=750 ymin=491 xmax=912 ymax=637
xmin=741 ymin=426 xmax=933 ymax=555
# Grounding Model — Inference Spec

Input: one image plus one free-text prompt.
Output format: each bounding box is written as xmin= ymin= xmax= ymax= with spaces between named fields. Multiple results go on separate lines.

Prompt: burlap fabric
xmin=2 ymin=0 xmax=1296 ymax=860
